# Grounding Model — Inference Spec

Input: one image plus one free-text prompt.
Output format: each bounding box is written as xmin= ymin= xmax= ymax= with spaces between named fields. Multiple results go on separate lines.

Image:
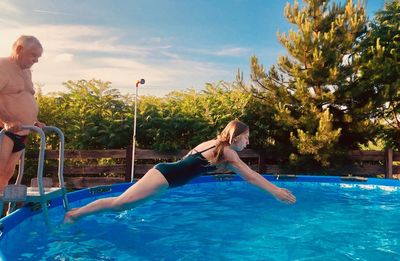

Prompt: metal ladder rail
xmin=23 ymin=125 xmax=69 ymax=225
xmin=43 ymin=126 xmax=69 ymax=211
xmin=0 ymin=129 xmax=29 ymax=187
xmin=16 ymin=150 xmax=25 ymax=184
xmin=0 ymin=126 xmax=69 ymax=225
xmin=3 ymin=138 xmax=36 ymax=215
xmin=6 ymin=150 xmax=26 ymax=215
xmin=0 ymin=128 xmax=34 ymax=216
xmin=29 ymin=125 xmax=49 ymax=224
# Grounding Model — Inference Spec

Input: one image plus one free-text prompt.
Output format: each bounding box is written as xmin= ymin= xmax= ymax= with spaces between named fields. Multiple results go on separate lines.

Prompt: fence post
xmin=125 ymin=146 xmax=133 ymax=182
xmin=385 ymin=148 xmax=393 ymax=179
xmin=258 ymin=150 xmax=267 ymax=173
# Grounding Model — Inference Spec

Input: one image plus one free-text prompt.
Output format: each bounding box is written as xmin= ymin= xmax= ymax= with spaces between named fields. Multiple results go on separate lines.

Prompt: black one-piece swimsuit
xmin=154 ymin=146 xmax=216 ymax=188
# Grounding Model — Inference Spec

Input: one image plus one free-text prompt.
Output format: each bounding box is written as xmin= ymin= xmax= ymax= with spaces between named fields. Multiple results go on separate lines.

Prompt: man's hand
xmin=33 ymin=121 xmax=46 ymax=129
xmin=4 ymin=121 xmax=23 ymax=132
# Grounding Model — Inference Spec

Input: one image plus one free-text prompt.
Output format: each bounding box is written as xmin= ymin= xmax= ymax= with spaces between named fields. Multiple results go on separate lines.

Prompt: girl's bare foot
xmin=64 ymin=208 xmax=79 ymax=223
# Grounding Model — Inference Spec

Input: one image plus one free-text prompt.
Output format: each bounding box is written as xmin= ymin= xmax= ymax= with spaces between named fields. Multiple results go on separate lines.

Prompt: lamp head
xmin=136 ymin=79 xmax=145 ymax=87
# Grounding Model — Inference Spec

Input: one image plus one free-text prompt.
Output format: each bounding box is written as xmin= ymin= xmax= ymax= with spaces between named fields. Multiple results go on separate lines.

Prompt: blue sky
xmin=0 ymin=0 xmax=385 ymax=96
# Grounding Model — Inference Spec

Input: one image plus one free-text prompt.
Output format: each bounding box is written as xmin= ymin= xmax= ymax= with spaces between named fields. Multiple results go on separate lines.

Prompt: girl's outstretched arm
xmin=224 ymin=148 xmax=296 ymax=204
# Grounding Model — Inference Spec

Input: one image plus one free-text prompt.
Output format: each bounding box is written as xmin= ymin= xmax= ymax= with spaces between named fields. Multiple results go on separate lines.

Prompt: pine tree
xmin=357 ymin=0 xmax=400 ymax=148
xmin=238 ymin=0 xmax=372 ymax=170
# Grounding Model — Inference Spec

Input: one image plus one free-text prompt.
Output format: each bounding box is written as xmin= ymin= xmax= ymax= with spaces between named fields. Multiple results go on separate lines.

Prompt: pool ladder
xmin=0 ymin=126 xmax=69 ymax=225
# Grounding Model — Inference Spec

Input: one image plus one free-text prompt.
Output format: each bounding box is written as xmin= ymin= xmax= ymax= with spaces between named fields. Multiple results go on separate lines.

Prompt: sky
xmin=0 ymin=0 xmax=386 ymax=96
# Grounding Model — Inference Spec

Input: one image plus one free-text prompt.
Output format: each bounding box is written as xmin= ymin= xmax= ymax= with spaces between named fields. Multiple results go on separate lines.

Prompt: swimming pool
xmin=1 ymin=175 xmax=400 ymax=260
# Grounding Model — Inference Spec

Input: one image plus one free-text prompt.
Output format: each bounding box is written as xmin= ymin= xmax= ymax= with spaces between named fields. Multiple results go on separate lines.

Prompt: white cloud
xmin=186 ymin=46 xmax=251 ymax=58
xmin=1 ymin=23 xmax=236 ymax=96
xmin=214 ymin=47 xmax=250 ymax=57
xmin=0 ymin=18 xmax=20 ymax=27
xmin=0 ymin=1 xmax=22 ymax=14
xmin=33 ymin=10 xmax=74 ymax=16
xmin=54 ymin=53 xmax=74 ymax=63
xmin=159 ymin=51 xmax=181 ymax=59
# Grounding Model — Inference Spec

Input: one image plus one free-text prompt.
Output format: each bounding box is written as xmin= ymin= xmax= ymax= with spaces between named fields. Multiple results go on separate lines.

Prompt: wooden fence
xmin=38 ymin=147 xmax=399 ymax=189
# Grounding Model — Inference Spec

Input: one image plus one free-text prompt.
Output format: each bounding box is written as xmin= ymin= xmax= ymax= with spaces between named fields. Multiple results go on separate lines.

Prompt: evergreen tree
xmin=357 ymin=0 xmax=400 ymax=148
xmin=238 ymin=0 xmax=371 ymax=170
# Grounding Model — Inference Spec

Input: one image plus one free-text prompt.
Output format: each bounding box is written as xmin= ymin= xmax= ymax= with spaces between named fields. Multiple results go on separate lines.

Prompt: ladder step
xmin=30 ymin=177 xmax=53 ymax=188
xmin=26 ymin=187 xmax=62 ymax=196
xmin=3 ymin=184 xmax=27 ymax=202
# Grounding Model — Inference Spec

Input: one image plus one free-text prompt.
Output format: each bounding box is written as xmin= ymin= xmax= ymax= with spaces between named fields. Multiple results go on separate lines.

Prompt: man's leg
xmin=0 ymin=136 xmax=22 ymax=193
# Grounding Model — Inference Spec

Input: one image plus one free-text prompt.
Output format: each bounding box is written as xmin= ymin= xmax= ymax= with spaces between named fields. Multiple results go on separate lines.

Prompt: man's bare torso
xmin=0 ymin=57 xmax=39 ymax=135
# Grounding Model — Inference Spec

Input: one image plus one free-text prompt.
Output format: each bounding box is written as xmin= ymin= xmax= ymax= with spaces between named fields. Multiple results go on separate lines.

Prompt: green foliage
xmin=138 ymin=82 xmax=252 ymax=151
xmin=238 ymin=0 xmax=375 ymax=171
xmin=37 ymin=79 xmax=133 ymax=149
xmin=356 ymin=0 xmax=400 ymax=148
xmin=36 ymin=80 xmax=252 ymax=153
xmin=290 ymin=109 xmax=341 ymax=167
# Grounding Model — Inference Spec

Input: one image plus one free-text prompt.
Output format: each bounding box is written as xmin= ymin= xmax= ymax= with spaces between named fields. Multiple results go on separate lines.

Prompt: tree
xmin=357 ymin=0 xmax=400 ymax=148
xmin=238 ymin=0 xmax=372 ymax=170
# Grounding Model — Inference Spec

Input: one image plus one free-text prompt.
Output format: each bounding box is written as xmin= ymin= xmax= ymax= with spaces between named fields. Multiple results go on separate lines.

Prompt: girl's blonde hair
xmin=211 ymin=120 xmax=249 ymax=164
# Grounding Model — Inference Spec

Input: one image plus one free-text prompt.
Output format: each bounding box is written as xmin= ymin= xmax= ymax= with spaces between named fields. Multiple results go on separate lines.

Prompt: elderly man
xmin=0 ymin=35 xmax=45 ymax=192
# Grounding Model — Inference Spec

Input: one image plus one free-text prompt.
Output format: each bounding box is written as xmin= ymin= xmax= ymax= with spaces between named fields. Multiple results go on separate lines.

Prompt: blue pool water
xmin=1 ymin=176 xmax=400 ymax=260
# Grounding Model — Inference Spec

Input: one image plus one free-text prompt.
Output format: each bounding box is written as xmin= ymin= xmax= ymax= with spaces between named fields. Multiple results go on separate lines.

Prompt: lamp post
xmin=131 ymin=78 xmax=145 ymax=182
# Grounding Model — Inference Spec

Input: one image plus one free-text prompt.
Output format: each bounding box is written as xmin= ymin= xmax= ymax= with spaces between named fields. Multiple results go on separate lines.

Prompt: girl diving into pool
xmin=64 ymin=120 xmax=296 ymax=222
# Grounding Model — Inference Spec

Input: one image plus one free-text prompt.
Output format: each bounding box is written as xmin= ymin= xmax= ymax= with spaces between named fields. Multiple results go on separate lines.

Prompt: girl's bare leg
xmin=64 ymin=169 xmax=169 ymax=222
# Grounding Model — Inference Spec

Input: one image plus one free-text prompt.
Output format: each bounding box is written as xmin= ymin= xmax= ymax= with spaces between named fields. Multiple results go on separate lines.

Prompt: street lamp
xmin=131 ymin=78 xmax=145 ymax=182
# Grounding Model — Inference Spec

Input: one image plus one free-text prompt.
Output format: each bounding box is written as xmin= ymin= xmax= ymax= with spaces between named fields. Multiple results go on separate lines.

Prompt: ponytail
xmin=211 ymin=120 xmax=249 ymax=164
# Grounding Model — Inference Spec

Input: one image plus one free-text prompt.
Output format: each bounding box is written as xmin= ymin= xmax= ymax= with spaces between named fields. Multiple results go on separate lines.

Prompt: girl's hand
xmin=273 ymin=188 xmax=296 ymax=204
